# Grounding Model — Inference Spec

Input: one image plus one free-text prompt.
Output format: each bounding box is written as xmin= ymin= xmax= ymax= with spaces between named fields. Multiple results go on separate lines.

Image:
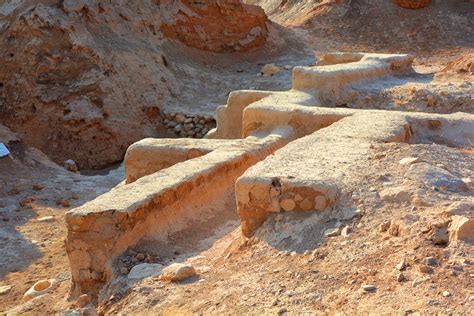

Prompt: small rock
xmin=19 ymin=196 xmax=35 ymax=207
xmin=160 ymin=263 xmax=196 ymax=282
xmin=0 ymin=285 xmax=12 ymax=295
xmin=74 ymin=294 xmax=91 ymax=308
xmin=399 ymin=157 xmax=420 ymax=165
xmin=135 ymin=253 xmax=146 ymax=261
xmin=419 ymin=265 xmax=434 ymax=274
xmin=462 ymin=177 xmax=473 ymax=188
xmin=362 ymin=284 xmax=377 ymax=292
xmin=37 ymin=216 xmax=55 ymax=223
xmin=379 ymin=220 xmax=391 ymax=232
xmin=261 ymin=64 xmax=280 ymax=76
xmin=388 ymin=223 xmax=400 ymax=237
xmin=174 ymin=124 xmax=183 ymax=132
xmin=280 ymin=199 xmax=296 ymax=211
xmin=175 ymin=114 xmax=186 ymax=123
xmin=380 ymin=187 xmax=411 ymax=203
xmin=442 ymin=291 xmax=451 ymax=297
xmin=32 ymin=184 xmax=44 ymax=191
xmin=23 ymin=279 xmax=58 ymax=301
xmin=284 ymin=65 xmax=292 ymax=70
xmin=119 ymin=267 xmax=129 ymax=275
xmin=314 ymin=195 xmax=327 ymax=211
xmin=299 ymin=198 xmax=313 ymax=211
xmin=184 ymin=123 xmax=194 ymax=131
xmin=429 ymin=221 xmax=449 ymax=245
xmin=405 ymin=162 xmax=467 ymax=193
xmin=58 ymin=199 xmax=70 ymax=208
xmin=64 ymin=159 xmax=78 ymax=172
xmin=396 ymin=258 xmax=406 ymax=271
xmin=423 ymin=257 xmax=439 ymax=267
xmin=427 ymin=299 xmax=440 ymax=306
xmin=128 ymin=263 xmax=162 ymax=281
xmin=397 ymin=273 xmax=406 ymax=282
xmin=449 ymin=215 xmax=474 ymax=243
xmin=324 ymin=227 xmax=341 ymax=237
xmin=412 ymin=277 xmax=428 ymax=287
xmin=341 ymin=226 xmax=351 ymax=237
xmin=197 ymin=265 xmax=211 ymax=274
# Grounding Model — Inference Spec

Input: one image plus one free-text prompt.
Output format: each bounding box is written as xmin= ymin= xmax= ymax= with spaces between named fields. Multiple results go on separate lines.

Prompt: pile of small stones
xmin=117 ymin=249 xmax=179 ymax=275
xmin=117 ymin=249 xmax=156 ymax=275
xmin=161 ymin=112 xmax=216 ymax=138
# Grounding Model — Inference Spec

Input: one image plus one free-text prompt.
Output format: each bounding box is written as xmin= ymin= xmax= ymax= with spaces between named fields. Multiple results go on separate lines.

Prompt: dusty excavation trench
xmin=1 ymin=0 xmax=473 ymax=313
xmin=1 ymin=45 xmax=473 ymax=314
xmin=62 ymin=53 xmax=473 ymax=307
xmin=72 ymin=105 xmax=473 ymax=305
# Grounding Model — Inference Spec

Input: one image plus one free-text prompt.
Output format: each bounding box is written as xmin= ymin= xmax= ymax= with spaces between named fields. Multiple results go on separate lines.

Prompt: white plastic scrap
xmin=0 ymin=143 xmax=10 ymax=158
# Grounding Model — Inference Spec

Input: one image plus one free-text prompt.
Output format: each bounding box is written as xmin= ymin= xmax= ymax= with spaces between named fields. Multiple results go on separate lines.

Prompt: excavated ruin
xmin=64 ymin=53 xmax=474 ymax=303
xmin=1 ymin=1 xmax=473 ymax=314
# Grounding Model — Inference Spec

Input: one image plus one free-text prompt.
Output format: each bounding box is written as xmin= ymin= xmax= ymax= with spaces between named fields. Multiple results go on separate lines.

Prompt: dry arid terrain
xmin=0 ymin=0 xmax=473 ymax=315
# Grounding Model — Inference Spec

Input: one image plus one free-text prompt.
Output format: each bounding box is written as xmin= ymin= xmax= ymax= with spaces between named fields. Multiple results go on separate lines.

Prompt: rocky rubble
xmin=161 ymin=112 xmax=215 ymax=138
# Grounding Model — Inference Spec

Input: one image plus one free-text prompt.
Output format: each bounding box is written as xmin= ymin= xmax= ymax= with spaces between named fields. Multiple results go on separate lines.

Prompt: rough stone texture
xmin=160 ymin=113 xmax=215 ymax=139
xmin=236 ymin=111 xmax=412 ymax=237
xmin=208 ymin=90 xmax=274 ymax=139
xmin=292 ymin=53 xmax=414 ymax=104
xmin=0 ymin=124 xmax=18 ymax=144
xmin=125 ymin=138 xmax=240 ymax=183
xmin=235 ymin=101 xmax=472 ymax=237
xmin=445 ymin=200 xmax=474 ymax=243
xmin=160 ymin=1 xmax=268 ymax=53
xmin=128 ymin=263 xmax=162 ymax=282
xmin=160 ymin=263 xmax=196 ymax=282
xmin=65 ymin=131 xmax=290 ymax=301
xmin=450 ymin=215 xmax=474 ymax=243
xmin=405 ymin=162 xmax=468 ymax=192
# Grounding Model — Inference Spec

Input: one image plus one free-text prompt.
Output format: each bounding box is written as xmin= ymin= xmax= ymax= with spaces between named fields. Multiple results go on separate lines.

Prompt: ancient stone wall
xmin=65 ymin=52 xmax=474 ymax=302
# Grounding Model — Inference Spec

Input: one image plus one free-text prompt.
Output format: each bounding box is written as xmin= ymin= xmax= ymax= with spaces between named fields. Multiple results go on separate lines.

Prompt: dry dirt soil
xmin=0 ymin=0 xmax=473 ymax=315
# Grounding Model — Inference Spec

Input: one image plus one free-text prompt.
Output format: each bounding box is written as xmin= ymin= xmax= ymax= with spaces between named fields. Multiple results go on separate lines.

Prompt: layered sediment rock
xmin=160 ymin=1 xmax=269 ymax=53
